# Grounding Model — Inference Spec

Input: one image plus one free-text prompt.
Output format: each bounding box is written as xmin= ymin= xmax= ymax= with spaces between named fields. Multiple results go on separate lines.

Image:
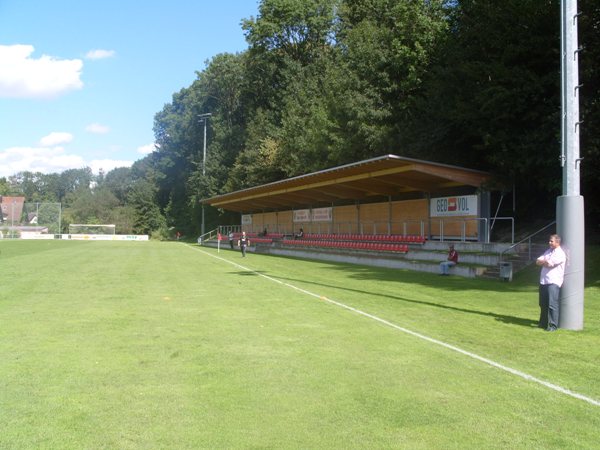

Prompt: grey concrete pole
xmin=557 ymin=0 xmax=584 ymax=330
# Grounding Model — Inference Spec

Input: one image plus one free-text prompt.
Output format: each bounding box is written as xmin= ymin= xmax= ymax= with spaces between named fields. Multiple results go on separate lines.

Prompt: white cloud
xmin=85 ymin=49 xmax=115 ymax=60
xmin=0 ymin=146 xmax=85 ymax=177
xmin=39 ymin=132 xmax=74 ymax=147
xmin=85 ymin=123 xmax=110 ymax=134
xmin=0 ymin=146 xmax=134 ymax=178
xmin=0 ymin=44 xmax=83 ymax=99
xmin=1 ymin=130 xmax=135 ymax=177
xmin=137 ymin=143 xmax=156 ymax=155
xmin=89 ymin=159 xmax=133 ymax=174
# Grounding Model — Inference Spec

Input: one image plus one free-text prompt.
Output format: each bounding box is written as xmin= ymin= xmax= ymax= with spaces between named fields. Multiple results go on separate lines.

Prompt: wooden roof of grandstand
xmin=203 ymin=154 xmax=491 ymax=213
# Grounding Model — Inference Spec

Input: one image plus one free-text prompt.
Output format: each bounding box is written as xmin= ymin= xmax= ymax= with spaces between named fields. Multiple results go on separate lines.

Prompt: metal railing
xmin=431 ymin=217 xmax=489 ymax=243
xmin=243 ymin=221 xmax=428 ymax=237
xmin=500 ymin=221 xmax=556 ymax=262
xmin=240 ymin=216 xmax=516 ymax=243
xmin=430 ymin=216 xmax=515 ymax=243
xmin=197 ymin=228 xmax=220 ymax=244
xmin=489 ymin=217 xmax=515 ymax=244
xmin=217 ymin=225 xmax=243 ymax=236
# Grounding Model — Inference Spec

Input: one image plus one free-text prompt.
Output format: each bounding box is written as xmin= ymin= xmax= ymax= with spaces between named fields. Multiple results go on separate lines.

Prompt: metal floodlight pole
xmin=198 ymin=113 xmax=212 ymax=237
xmin=557 ymin=0 xmax=584 ymax=330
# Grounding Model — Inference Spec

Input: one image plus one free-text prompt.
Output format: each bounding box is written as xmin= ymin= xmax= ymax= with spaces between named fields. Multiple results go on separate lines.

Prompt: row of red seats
xmin=303 ymin=233 xmax=425 ymax=243
xmin=217 ymin=235 xmax=272 ymax=244
xmin=223 ymin=232 xmax=283 ymax=240
xmin=282 ymin=239 xmax=408 ymax=253
xmin=250 ymin=237 xmax=273 ymax=244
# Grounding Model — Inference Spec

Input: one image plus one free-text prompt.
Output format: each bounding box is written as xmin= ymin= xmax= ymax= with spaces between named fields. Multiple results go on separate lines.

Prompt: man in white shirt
xmin=536 ymin=234 xmax=567 ymax=331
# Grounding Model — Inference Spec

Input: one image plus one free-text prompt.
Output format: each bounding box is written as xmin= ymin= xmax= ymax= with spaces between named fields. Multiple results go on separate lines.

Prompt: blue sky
xmin=0 ymin=0 xmax=259 ymax=178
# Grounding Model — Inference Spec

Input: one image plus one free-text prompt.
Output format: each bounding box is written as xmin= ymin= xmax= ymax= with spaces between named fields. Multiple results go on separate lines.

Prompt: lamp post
xmin=557 ymin=0 xmax=584 ymax=329
xmin=198 ymin=113 xmax=212 ymax=237
xmin=11 ymin=199 xmax=15 ymax=238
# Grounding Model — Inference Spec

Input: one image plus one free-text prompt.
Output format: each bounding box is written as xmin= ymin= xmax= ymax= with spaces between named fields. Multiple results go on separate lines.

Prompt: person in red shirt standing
xmin=439 ymin=244 xmax=458 ymax=275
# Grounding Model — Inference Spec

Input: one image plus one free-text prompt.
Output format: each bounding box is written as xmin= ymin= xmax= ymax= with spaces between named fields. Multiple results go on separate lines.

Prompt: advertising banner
xmin=312 ymin=207 xmax=332 ymax=222
xmin=430 ymin=195 xmax=478 ymax=217
xmin=61 ymin=234 xmax=149 ymax=241
xmin=293 ymin=209 xmax=310 ymax=223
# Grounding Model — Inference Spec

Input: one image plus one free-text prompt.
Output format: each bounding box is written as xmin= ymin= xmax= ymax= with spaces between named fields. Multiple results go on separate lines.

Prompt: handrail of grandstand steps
xmin=197 ymin=228 xmax=220 ymax=244
xmin=500 ymin=221 xmax=556 ymax=262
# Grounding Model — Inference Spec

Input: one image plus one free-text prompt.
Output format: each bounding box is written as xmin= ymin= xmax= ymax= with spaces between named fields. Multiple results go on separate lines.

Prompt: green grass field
xmin=1 ymin=240 xmax=599 ymax=449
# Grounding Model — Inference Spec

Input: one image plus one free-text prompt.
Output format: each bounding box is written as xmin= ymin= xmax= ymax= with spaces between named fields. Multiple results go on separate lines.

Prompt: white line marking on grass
xmin=188 ymin=245 xmax=600 ymax=407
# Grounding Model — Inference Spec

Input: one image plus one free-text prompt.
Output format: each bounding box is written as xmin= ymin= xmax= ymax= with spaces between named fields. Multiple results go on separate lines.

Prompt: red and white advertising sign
xmin=311 ymin=207 xmax=332 ymax=222
xmin=293 ymin=209 xmax=311 ymax=223
xmin=430 ymin=195 xmax=478 ymax=217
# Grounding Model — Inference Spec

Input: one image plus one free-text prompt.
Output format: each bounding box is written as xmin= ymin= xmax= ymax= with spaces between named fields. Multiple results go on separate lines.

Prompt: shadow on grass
xmin=227 ymin=266 xmax=538 ymax=329
xmin=219 ymin=246 xmax=600 ymax=329
xmin=273 ymin=272 xmax=538 ymax=328
xmin=255 ymin=253 xmax=539 ymax=293
xmin=215 ymin=244 xmax=600 ymax=289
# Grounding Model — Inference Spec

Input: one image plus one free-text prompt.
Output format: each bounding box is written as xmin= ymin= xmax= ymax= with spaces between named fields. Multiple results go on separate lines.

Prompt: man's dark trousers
xmin=539 ymin=283 xmax=560 ymax=330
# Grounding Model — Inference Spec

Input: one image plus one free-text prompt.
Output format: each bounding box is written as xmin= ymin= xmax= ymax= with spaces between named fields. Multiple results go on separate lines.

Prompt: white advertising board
xmin=293 ymin=209 xmax=310 ymax=223
xmin=430 ymin=195 xmax=478 ymax=217
xmin=21 ymin=233 xmax=55 ymax=240
xmin=64 ymin=234 xmax=149 ymax=241
xmin=312 ymin=207 xmax=332 ymax=222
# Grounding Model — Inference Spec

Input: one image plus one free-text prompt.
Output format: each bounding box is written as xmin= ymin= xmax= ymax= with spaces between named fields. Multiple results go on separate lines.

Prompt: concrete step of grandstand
xmin=203 ymin=237 xmax=518 ymax=279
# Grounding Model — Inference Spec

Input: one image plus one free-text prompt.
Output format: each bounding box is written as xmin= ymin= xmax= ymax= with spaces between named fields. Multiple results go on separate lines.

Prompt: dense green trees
xmin=402 ymin=0 xmax=564 ymax=218
xmin=1 ymin=167 xmax=139 ymax=235
xmin=5 ymin=0 xmax=599 ymax=237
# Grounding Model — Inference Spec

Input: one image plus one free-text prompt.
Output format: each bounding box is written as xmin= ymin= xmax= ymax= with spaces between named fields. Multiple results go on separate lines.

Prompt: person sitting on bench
xmin=439 ymin=244 xmax=458 ymax=275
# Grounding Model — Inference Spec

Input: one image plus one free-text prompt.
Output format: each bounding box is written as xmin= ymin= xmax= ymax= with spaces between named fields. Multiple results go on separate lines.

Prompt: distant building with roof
xmin=0 ymin=196 xmax=25 ymax=225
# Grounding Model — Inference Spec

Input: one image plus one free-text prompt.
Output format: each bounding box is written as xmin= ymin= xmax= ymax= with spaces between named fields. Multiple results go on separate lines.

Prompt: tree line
xmin=2 ymin=0 xmax=598 ymax=239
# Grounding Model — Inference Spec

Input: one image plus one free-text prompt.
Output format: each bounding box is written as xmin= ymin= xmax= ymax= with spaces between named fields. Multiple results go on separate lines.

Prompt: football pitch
xmin=1 ymin=240 xmax=599 ymax=449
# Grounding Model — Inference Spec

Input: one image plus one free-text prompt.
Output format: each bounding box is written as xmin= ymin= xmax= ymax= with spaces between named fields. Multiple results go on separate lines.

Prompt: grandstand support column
xmin=388 ymin=196 xmax=392 ymax=235
xmin=478 ymin=191 xmax=491 ymax=243
xmin=557 ymin=0 xmax=584 ymax=330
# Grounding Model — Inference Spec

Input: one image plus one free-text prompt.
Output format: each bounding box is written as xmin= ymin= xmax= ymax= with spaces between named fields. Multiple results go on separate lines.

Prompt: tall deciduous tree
xmin=236 ymin=0 xmax=340 ymax=178
xmin=127 ymin=178 xmax=166 ymax=235
xmin=335 ymin=0 xmax=448 ymax=160
xmin=0 ymin=177 xmax=9 ymax=195
xmin=402 ymin=0 xmax=562 ymax=219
